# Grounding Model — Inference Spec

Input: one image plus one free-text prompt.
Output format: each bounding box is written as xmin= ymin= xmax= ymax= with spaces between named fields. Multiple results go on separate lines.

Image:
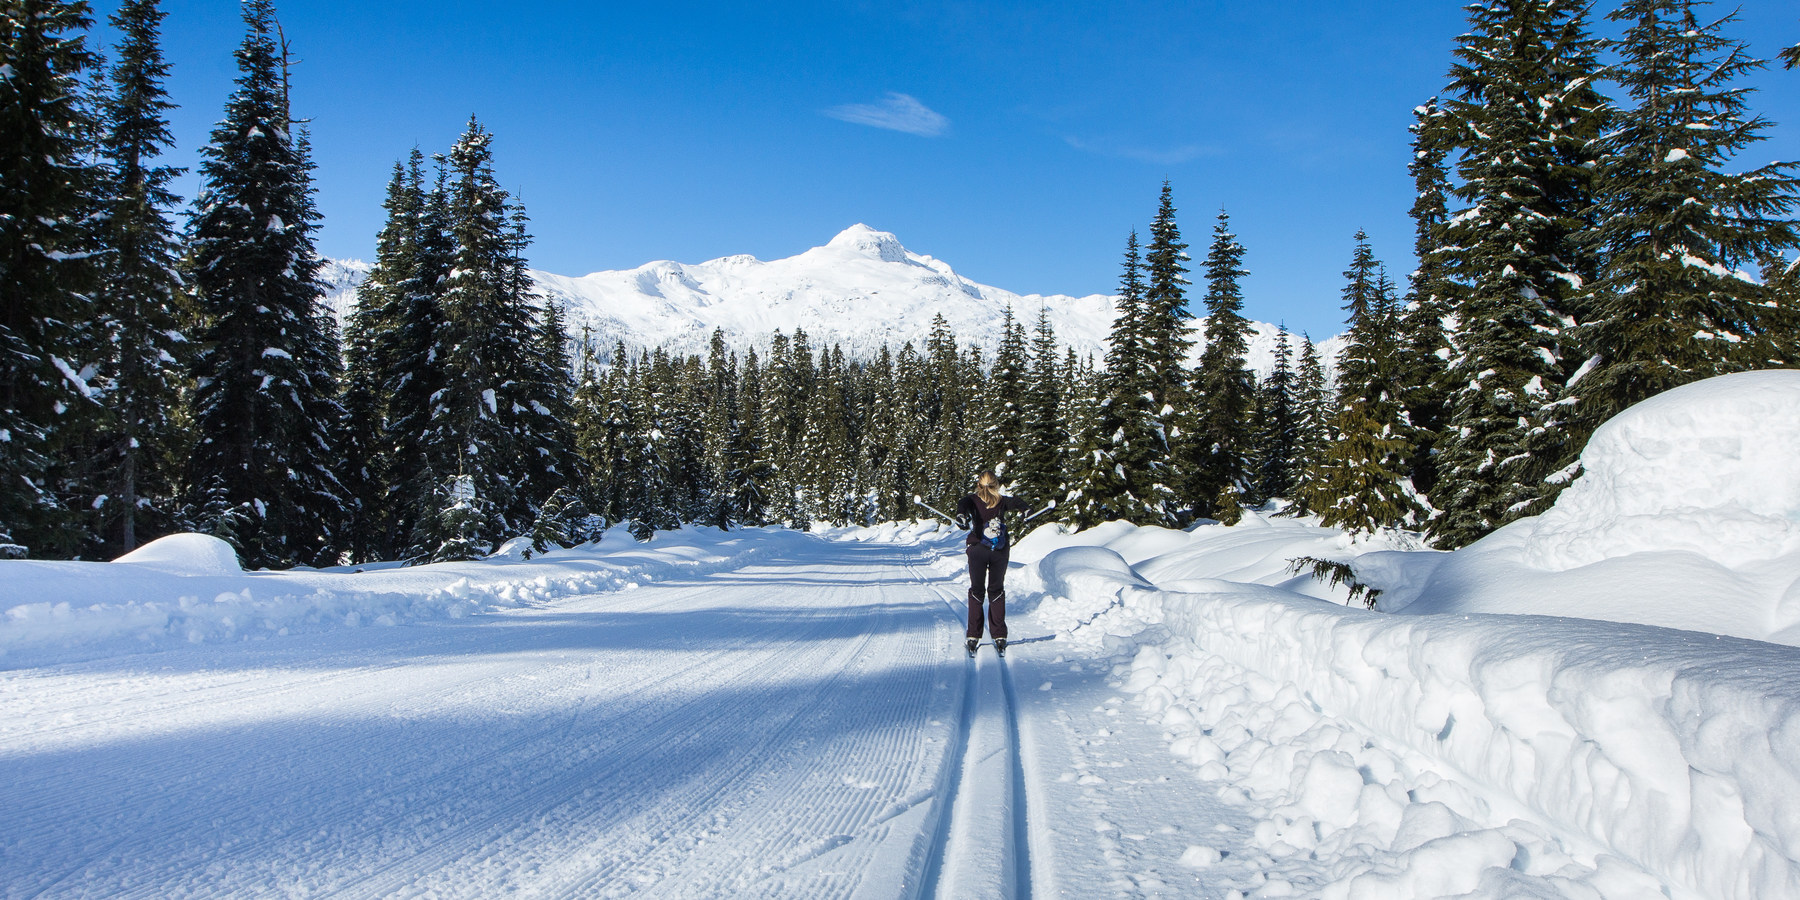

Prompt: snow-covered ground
xmin=4 ymin=371 xmax=1798 ymax=898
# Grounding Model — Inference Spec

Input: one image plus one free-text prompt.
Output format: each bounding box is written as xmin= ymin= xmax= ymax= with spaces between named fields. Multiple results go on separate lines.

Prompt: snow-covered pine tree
xmin=1064 ymin=233 xmax=1173 ymax=527
xmin=1397 ymin=98 xmax=1456 ymax=500
xmin=184 ymin=0 xmax=346 ymax=568
xmin=1284 ymin=335 xmax=1333 ymax=516
xmin=1 ymin=0 xmax=102 ymax=557
xmin=511 ymin=208 xmax=578 ymax=524
xmin=1187 ymin=209 xmax=1256 ymax=520
xmin=1303 ymin=239 xmax=1423 ymax=535
xmin=734 ymin=345 xmax=773 ymax=524
xmin=1429 ymin=0 xmax=1607 ymax=549
xmin=1014 ymin=305 xmax=1065 ymax=512
xmin=985 ymin=305 xmax=1028 ymax=479
xmin=88 ymin=0 xmax=186 ymax=557
xmin=1566 ymin=0 xmax=1800 ymax=442
xmin=1141 ymin=183 xmax=1194 ymax=414
xmin=415 ymin=118 xmax=569 ymax=557
xmin=697 ymin=328 xmax=740 ymax=530
xmin=1250 ymin=328 xmax=1299 ymax=503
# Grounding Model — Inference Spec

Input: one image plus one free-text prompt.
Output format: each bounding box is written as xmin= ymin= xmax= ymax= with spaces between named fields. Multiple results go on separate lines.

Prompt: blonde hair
xmin=976 ymin=471 xmax=1001 ymax=508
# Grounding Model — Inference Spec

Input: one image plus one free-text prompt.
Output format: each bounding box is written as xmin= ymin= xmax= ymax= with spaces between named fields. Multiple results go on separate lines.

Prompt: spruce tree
xmin=1567 ymin=0 xmax=1800 ymax=440
xmin=1015 ymin=305 xmax=1065 ymax=510
xmin=1066 ymin=234 xmax=1174 ymax=527
xmin=1285 ymin=335 xmax=1333 ymax=516
xmin=1 ymin=0 xmax=102 ymax=557
xmin=1251 ymin=328 xmax=1299 ymax=503
xmin=1187 ymin=209 xmax=1255 ymax=520
xmin=986 ymin=306 xmax=1028 ymax=478
xmin=1141 ymin=183 xmax=1194 ymax=411
xmin=1398 ymin=99 xmax=1456 ymax=500
xmin=414 ymin=118 xmax=567 ymax=557
xmin=1430 ymin=0 xmax=1607 ymax=548
xmin=185 ymin=0 xmax=346 ymax=568
xmin=87 ymin=0 xmax=185 ymax=556
xmin=1303 ymin=243 xmax=1422 ymax=535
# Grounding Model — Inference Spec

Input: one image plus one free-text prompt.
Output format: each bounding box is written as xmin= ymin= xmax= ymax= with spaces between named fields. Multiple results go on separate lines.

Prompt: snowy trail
xmin=3 ymin=537 xmax=1245 ymax=899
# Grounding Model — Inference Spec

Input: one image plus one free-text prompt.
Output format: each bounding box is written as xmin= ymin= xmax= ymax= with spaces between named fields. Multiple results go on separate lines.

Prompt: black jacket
xmin=956 ymin=493 xmax=1029 ymax=547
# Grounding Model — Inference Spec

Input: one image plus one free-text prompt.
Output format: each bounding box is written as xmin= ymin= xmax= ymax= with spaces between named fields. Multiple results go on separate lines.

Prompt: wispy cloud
xmin=824 ymin=93 xmax=950 ymax=137
xmin=1063 ymin=135 xmax=1219 ymax=166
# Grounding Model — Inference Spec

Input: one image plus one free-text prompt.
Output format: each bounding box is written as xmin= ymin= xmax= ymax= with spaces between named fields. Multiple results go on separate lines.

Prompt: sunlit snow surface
xmin=4 ymin=372 xmax=1799 ymax=898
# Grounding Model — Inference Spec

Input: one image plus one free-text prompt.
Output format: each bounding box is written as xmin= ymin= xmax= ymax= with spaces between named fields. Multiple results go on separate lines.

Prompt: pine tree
xmin=1302 ymin=241 xmax=1422 ymax=535
xmin=184 ymin=0 xmax=346 ymax=568
xmin=1567 ymin=0 xmax=1800 ymax=440
xmin=85 ymin=0 xmax=186 ymax=556
xmin=1015 ymin=305 xmax=1065 ymax=510
xmin=1 ymin=0 xmax=102 ymax=557
xmin=1430 ymin=0 xmax=1607 ymax=548
xmin=1250 ymin=328 xmax=1299 ymax=503
xmin=1285 ymin=335 xmax=1333 ymax=515
xmin=1187 ymin=209 xmax=1255 ymax=519
xmin=1141 ymin=183 xmax=1194 ymax=411
xmin=986 ymin=306 xmax=1028 ymax=479
xmin=414 ymin=118 xmax=567 ymax=557
xmin=1398 ymin=99 xmax=1456 ymax=500
xmin=1065 ymin=235 xmax=1174 ymax=527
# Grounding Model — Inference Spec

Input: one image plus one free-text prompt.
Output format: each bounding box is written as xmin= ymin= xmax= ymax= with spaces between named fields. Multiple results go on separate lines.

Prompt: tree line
xmin=3 ymin=0 xmax=1798 ymax=568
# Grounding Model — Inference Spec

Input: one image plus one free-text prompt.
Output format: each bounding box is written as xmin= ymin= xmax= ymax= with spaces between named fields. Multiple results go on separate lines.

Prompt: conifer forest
xmin=4 ymin=0 xmax=1798 ymax=569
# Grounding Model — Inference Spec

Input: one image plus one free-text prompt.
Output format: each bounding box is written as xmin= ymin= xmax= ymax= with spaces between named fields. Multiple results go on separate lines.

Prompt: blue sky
xmin=113 ymin=0 xmax=1800 ymax=341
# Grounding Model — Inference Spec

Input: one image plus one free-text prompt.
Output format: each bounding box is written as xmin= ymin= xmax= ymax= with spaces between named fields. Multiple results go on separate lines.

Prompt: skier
xmin=957 ymin=471 xmax=1029 ymax=657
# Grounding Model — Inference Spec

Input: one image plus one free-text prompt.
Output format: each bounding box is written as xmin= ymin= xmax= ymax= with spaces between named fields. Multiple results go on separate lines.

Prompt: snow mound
xmin=1382 ymin=370 xmax=1800 ymax=644
xmin=113 ymin=533 xmax=242 ymax=575
xmin=1524 ymin=369 xmax=1800 ymax=570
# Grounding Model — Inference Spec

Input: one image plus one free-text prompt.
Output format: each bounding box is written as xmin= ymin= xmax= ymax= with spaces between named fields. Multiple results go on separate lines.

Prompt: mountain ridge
xmin=324 ymin=224 xmax=1344 ymax=378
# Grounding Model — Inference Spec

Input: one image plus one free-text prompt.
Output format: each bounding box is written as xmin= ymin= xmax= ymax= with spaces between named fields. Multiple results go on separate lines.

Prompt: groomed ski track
xmin=2 ymin=537 xmax=1250 ymax=899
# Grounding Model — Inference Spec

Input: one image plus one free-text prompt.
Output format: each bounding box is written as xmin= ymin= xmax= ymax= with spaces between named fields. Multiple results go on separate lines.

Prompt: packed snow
xmin=324 ymin=225 xmax=1342 ymax=378
xmin=4 ymin=371 xmax=1798 ymax=898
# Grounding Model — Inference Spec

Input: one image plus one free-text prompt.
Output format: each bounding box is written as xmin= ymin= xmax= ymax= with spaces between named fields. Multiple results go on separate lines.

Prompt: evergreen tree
xmin=1141 ymin=183 xmax=1194 ymax=411
xmin=1250 ymin=328 xmax=1299 ymax=503
xmin=1398 ymin=98 xmax=1456 ymax=500
xmin=87 ymin=0 xmax=186 ymax=556
xmin=1430 ymin=0 xmax=1607 ymax=548
xmin=184 ymin=0 xmax=346 ymax=568
xmin=1285 ymin=335 xmax=1333 ymax=515
xmin=1302 ymin=242 xmax=1423 ymax=534
xmin=1187 ymin=209 xmax=1255 ymax=519
xmin=1015 ymin=305 xmax=1065 ymax=510
xmin=1066 ymin=235 xmax=1174 ymax=527
xmin=1 ymin=0 xmax=102 ymax=557
xmin=1567 ymin=0 xmax=1800 ymax=440
xmin=413 ymin=118 xmax=567 ymax=557
xmin=986 ymin=305 xmax=1028 ymax=478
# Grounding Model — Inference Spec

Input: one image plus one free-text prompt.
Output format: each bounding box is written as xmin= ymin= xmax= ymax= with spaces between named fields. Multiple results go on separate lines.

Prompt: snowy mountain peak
xmin=328 ymin=227 xmax=1343 ymax=375
xmin=822 ymin=223 xmax=910 ymax=264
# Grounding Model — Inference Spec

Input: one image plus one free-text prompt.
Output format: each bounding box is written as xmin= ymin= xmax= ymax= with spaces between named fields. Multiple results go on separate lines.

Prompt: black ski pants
xmin=965 ymin=543 xmax=1008 ymax=640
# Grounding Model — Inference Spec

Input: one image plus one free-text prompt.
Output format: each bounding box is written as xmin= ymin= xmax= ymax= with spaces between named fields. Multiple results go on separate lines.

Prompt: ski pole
xmin=912 ymin=495 xmax=963 ymax=528
xmin=1023 ymin=499 xmax=1057 ymax=523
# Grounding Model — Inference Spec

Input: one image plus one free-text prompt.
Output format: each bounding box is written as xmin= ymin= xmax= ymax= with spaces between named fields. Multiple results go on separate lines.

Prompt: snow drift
xmin=1018 ymin=372 xmax=1800 ymax=898
xmin=1373 ymin=369 xmax=1800 ymax=646
xmin=0 ymin=526 xmax=817 ymax=669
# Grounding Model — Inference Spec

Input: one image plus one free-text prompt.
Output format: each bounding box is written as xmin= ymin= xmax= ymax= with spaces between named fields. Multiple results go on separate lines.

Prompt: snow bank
xmin=1383 ymin=370 xmax=1800 ymax=646
xmin=113 ymin=532 xmax=243 ymax=575
xmin=0 ymin=525 xmax=811 ymax=668
xmin=1023 ymin=518 xmax=1800 ymax=898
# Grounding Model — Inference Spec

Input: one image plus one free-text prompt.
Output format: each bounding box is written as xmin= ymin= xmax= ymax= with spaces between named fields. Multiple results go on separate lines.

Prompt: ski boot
xmin=995 ymin=638 xmax=1007 ymax=657
xmin=966 ymin=637 xmax=979 ymax=658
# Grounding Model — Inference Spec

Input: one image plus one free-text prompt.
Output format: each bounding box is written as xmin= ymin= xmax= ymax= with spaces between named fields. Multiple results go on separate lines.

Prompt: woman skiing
xmin=957 ymin=471 xmax=1029 ymax=657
